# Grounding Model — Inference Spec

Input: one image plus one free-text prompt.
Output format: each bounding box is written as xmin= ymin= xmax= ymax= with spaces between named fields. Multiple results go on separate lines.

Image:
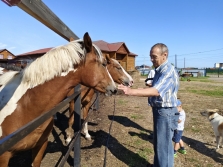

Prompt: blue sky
xmin=0 ymin=0 xmax=222 ymax=68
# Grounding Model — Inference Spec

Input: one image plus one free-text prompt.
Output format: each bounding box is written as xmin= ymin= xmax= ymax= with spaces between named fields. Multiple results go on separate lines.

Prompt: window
xmin=7 ymin=55 xmax=13 ymax=59
xmin=0 ymin=54 xmax=3 ymax=59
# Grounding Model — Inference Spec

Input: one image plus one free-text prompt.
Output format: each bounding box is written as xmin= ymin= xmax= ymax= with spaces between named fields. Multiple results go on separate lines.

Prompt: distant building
xmin=15 ymin=41 xmax=138 ymax=72
xmin=214 ymin=63 xmax=223 ymax=69
xmin=0 ymin=49 xmax=16 ymax=66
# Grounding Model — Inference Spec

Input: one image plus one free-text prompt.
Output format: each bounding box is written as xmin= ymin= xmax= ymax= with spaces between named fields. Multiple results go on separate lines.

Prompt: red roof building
xmin=15 ymin=40 xmax=138 ymax=71
xmin=0 ymin=49 xmax=16 ymax=66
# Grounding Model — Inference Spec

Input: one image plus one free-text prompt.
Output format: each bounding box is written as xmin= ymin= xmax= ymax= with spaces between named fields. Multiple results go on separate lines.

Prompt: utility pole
xmin=175 ymin=54 xmax=177 ymax=68
xmin=184 ymin=58 xmax=185 ymax=69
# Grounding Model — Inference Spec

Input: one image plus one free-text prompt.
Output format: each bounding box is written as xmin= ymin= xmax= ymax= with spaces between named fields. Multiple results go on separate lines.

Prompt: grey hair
xmin=151 ymin=43 xmax=169 ymax=57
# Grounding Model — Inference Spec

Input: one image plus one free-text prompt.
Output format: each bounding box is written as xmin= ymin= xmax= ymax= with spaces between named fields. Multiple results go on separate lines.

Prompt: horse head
xmin=105 ymin=54 xmax=133 ymax=86
xmin=77 ymin=32 xmax=117 ymax=96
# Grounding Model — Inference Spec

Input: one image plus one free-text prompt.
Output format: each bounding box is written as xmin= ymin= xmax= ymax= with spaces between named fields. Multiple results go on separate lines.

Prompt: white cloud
xmin=7 ymin=46 xmax=16 ymax=50
xmin=0 ymin=43 xmax=7 ymax=49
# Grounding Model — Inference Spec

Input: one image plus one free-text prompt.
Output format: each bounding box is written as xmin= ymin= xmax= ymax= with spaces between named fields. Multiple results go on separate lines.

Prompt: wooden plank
xmin=16 ymin=0 xmax=79 ymax=41
xmin=1 ymin=0 xmax=21 ymax=6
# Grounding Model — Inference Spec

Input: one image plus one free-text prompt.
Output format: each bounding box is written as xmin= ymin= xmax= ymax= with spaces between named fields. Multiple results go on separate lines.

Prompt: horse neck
xmin=21 ymin=72 xmax=81 ymax=114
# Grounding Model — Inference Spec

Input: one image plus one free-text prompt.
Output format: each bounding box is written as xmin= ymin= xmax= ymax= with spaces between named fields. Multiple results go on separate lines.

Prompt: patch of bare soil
xmin=8 ymin=76 xmax=223 ymax=167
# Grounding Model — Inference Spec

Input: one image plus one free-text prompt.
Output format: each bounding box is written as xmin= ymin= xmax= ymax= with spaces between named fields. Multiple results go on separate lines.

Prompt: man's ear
xmin=163 ymin=52 xmax=168 ymax=60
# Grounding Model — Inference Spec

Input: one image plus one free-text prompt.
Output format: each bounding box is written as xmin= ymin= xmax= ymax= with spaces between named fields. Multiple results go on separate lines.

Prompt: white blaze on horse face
xmin=0 ymin=73 xmax=28 ymax=137
xmin=113 ymin=59 xmax=133 ymax=86
xmin=121 ymin=67 xmax=133 ymax=86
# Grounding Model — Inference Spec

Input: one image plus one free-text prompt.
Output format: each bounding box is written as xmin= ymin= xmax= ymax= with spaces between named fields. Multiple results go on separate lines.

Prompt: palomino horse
xmin=0 ymin=32 xmax=117 ymax=167
xmin=65 ymin=55 xmax=133 ymax=144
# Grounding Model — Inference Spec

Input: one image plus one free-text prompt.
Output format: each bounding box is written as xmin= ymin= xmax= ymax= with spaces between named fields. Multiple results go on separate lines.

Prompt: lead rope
xmin=103 ymin=95 xmax=116 ymax=167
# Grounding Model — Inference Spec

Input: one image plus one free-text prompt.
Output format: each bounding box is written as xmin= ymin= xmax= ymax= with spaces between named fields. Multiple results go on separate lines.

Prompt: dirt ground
xmin=8 ymin=76 xmax=223 ymax=167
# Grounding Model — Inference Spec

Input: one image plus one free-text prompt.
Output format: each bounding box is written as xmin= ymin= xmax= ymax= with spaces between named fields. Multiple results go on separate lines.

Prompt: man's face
xmin=150 ymin=47 xmax=167 ymax=68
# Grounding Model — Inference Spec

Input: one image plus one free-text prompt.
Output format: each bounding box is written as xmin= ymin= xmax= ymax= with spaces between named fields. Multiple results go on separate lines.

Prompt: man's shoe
xmin=178 ymin=149 xmax=187 ymax=154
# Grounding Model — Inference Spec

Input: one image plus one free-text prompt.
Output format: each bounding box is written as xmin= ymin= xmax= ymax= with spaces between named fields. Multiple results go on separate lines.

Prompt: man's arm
xmin=118 ymin=84 xmax=159 ymax=97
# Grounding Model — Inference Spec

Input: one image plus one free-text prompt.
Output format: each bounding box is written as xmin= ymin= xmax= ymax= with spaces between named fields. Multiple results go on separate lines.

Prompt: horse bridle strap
xmin=209 ymin=118 xmax=214 ymax=122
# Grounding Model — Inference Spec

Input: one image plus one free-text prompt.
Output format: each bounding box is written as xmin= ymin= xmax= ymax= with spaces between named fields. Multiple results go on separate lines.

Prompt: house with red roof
xmin=13 ymin=40 xmax=138 ymax=71
xmin=93 ymin=40 xmax=137 ymax=71
xmin=0 ymin=49 xmax=16 ymax=66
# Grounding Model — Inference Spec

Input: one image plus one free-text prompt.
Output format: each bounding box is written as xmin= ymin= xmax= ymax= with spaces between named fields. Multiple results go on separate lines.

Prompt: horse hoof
xmin=85 ymin=136 xmax=91 ymax=141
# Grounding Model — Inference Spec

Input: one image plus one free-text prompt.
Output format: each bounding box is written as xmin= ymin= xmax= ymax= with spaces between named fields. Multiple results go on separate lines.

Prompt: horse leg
xmin=83 ymin=102 xmax=92 ymax=140
xmin=66 ymin=100 xmax=74 ymax=145
xmin=32 ymin=119 xmax=54 ymax=167
xmin=0 ymin=151 xmax=12 ymax=167
xmin=32 ymin=140 xmax=48 ymax=167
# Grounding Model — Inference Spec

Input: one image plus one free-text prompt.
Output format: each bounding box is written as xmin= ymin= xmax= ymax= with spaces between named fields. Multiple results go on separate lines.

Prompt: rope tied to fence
xmin=103 ymin=95 xmax=116 ymax=167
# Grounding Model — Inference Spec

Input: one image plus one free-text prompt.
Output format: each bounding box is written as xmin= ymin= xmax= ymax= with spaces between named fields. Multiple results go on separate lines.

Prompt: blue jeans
xmin=172 ymin=130 xmax=183 ymax=143
xmin=152 ymin=107 xmax=179 ymax=167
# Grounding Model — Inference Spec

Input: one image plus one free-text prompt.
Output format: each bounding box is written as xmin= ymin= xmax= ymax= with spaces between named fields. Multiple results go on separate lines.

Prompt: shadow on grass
xmin=82 ymin=130 xmax=151 ymax=167
xmin=183 ymin=136 xmax=223 ymax=164
xmin=108 ymin=115 xmax=153 ymax=134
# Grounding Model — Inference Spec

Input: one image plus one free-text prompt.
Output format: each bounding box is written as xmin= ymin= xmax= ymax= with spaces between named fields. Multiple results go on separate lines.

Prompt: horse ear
xmin=83 ymin=32 xmax=92 ymax=53
xmin=105 ymin=54 xmax=111 ymax=64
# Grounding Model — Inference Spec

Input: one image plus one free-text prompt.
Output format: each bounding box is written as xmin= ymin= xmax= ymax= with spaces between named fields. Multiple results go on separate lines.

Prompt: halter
xmin=209 ymin=118 xmax=214 ymax=122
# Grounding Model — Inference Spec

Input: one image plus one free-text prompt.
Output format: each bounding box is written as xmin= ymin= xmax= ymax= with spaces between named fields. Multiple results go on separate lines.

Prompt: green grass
xmin=131 ymin=114 xmax=144 ymax=119
xmin=134 ymin=139 xmax=143 ymax=146
xmin=191 ymin=127 xmax=200 ymax=133
xmin=187 ymin=157 xmax=200 ymax=163
xmin=137 ymin=147 xmax=153 ymax=159
xmin=180 ymin=76 xmax=212 ymax=82
xmin=117 ymin=99 xmax=127 ymax=105
xmin=186 ymin=88 xmax=223 ymax=97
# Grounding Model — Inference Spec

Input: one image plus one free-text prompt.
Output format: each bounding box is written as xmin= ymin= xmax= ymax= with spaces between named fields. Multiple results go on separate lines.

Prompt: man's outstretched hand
xmin=118 ymin=84 xmax=132 ymax=95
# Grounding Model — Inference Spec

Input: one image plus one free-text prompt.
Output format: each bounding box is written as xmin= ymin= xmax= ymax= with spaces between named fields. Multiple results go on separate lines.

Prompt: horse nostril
xmin=113 ymin=89 xmax=117 ymax=94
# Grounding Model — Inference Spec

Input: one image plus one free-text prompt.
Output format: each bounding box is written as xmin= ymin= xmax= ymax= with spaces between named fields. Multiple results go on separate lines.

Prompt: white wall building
xmin=214 ymin=63 xmax=223 ymax=69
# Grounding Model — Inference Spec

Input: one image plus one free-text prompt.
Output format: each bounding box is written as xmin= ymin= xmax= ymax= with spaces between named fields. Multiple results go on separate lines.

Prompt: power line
xmin=137 ymin=54 xmax=222 ymax=62
xmin=169 ymin=48 xmax=223 ymax=57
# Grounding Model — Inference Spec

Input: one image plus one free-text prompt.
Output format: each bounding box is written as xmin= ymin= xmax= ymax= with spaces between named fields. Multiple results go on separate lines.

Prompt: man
xmin=118 ymin=43 xmax=179 ymax=167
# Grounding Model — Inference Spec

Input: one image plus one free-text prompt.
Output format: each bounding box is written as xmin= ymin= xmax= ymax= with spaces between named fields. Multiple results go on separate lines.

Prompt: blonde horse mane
xmin=21 ymin=40 xmax=103 ymax=88
xmin=0 ymin=71 xmax=19 ymax=88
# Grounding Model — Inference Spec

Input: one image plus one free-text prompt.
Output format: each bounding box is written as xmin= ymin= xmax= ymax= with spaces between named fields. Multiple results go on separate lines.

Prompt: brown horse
xmin=0 ymin=32 xmax=117 ymax=167
xmin=65 ymin=55 xmax=133 ymax=144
